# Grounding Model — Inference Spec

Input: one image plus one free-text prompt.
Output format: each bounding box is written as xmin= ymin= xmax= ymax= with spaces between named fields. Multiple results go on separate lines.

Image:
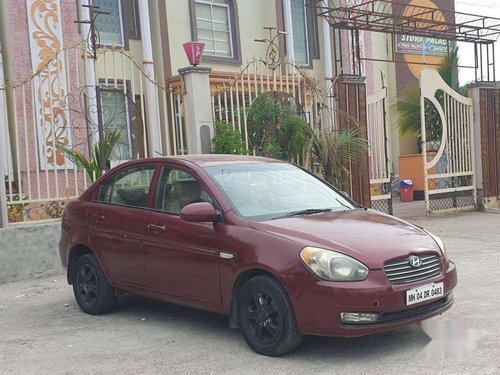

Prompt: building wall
xmin=164 ymin=0 xmax=277 ymax=74
xmin=162 ymin=0 xmax=328 ymax=84
xmin=1 ymin=0 xmax=82 ymax=201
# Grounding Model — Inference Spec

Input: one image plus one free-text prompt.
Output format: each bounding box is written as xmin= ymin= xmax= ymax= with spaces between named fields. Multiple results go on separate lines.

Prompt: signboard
xmin=396 ymin=34 xmax=449 ymax=56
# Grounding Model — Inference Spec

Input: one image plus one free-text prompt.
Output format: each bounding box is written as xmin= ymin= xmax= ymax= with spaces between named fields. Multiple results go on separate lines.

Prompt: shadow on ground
xmin=111 ymin=294 xmax=430 ymax=360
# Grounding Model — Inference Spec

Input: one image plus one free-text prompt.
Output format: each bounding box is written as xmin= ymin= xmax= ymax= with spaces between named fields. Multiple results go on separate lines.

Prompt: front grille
xmin=383 ymin=253 xmax=442 ymax=284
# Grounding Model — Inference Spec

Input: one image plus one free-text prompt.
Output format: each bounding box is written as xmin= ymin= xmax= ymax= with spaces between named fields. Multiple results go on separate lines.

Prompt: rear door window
xmin=95 ymin=165 xmax=156 ymax=208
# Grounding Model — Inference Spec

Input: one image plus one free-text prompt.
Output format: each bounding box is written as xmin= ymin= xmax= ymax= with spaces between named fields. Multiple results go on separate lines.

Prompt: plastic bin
xmin=400 ymin=180 xmax=414 ymax=202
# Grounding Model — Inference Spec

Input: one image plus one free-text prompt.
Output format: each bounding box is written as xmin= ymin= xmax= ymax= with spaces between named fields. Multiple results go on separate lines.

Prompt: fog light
xmin=341 ymin=312 xmax=379 ymax=323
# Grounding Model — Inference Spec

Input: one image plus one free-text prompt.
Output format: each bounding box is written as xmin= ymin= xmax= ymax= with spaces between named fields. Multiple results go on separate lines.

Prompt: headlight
xmin=423 ymin=229 xmax=448 ymax=261
xmin=300 ymin=247 xmax=368 ymax=281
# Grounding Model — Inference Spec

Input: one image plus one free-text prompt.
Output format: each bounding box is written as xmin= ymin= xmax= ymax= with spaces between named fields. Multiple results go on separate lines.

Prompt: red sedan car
xmin=59 ymin=155 xmax=457 ymax=356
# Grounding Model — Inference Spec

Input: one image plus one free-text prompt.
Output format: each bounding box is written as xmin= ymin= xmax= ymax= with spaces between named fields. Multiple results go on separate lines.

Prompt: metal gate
xmin=420 ymin=69 xmax=476 ymax=214
xmin=367 ymin=86 xmax=392 ymax=214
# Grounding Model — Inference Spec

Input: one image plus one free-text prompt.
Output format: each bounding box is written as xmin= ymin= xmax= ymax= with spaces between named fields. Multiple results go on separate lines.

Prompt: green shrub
xmin=212 ymin=121 xmax=248 ymax=155
xmin=246 ymin=93 xmax=313 ymax=161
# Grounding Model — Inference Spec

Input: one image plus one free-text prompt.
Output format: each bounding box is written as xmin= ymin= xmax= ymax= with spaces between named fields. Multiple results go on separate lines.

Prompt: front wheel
xmin=238 ymin=275 xmax=303 ymax=356
xmin=73 ymin=254 xmax=115 ymax=315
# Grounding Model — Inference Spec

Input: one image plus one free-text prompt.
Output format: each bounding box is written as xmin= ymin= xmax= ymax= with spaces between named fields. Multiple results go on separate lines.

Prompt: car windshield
xmin=204 ymin=163 xmax=356 ymax=221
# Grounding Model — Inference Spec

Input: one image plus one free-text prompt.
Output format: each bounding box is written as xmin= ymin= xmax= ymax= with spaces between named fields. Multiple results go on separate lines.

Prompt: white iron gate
xmin=420 ymin=69 xmax=476 ymax=214
xmin=367 ymin=86 xmax=392 ymax=214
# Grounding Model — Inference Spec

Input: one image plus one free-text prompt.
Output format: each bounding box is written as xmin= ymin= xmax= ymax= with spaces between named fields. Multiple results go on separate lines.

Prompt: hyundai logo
xmin=408 ymin=255 xmax=422 ymax=268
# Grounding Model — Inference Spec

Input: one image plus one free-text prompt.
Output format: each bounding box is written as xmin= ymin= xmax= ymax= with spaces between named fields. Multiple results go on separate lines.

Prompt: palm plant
xmin=307 ymin=127 xmax=368 ymax=189
xmin=58 ymin=129 xmax=123 ymax=182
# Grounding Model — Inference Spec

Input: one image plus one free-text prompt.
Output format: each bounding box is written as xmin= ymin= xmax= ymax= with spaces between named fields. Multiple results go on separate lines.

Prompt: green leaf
xmin=57 ymin=129 xmax=123 ymax=182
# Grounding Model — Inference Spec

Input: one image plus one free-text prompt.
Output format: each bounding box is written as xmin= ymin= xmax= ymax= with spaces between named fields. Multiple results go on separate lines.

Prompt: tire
xmin=73 ymin=254 xmax=115 ymax=315
xmin=238 ymin=275 xmax=303 ymax=356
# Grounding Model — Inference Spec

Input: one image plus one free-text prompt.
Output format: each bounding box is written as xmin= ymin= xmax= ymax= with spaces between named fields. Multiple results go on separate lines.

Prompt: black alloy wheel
xmin=76 ymin=263 xmax=99 ymax=305
xmin=244 ymin=290 xmax=282 ymax=344
xmin=72 ymin=254 xmax=115 ymax=315
xmin=238 ymin=275 xmax=303 ymax=356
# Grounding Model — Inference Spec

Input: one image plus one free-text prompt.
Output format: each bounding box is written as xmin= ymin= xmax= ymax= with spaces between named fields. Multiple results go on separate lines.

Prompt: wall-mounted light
xmin=183 ymin=42 xmax=205 ymax=66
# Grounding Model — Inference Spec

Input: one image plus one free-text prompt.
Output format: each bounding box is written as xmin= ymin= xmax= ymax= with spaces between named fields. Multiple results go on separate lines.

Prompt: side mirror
xmin=180 ymin=202 xmax=218 ymax=223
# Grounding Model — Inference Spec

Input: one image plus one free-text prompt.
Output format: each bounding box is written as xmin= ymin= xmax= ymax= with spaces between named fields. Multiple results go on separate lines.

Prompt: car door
xmin=88 ymin=164 xmax=157 ymax=289
xmin=143 ymin=165 xmax=222 ymax=305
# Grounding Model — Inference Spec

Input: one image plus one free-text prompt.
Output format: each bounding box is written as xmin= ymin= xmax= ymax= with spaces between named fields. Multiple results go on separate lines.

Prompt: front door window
xmin=156 ymin=168 xmax=214 ymax=214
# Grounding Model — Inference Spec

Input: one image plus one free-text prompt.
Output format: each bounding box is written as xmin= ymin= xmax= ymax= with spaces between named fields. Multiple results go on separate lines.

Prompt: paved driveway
xmin=1 ymin=208 xmax=499 ymax=374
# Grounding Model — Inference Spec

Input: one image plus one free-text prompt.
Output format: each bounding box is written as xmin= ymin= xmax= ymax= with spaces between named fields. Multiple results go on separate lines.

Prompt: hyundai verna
xmin=59 ymin=155 xmax=457 ymax=356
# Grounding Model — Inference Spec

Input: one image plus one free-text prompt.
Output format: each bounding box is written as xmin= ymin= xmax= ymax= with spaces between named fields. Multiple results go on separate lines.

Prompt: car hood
xmin=249 ymin=209 xmax=440 ymax=269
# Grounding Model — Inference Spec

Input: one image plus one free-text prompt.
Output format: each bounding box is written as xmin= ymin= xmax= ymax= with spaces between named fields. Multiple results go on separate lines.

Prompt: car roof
xmin=125 ymin=154 xmax=286 ymax=168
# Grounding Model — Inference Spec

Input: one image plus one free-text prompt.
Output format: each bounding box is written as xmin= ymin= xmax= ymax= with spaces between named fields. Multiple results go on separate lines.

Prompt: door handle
xmin=89 ymin=213 xmax=106 ymax=222
xmin=147 ymin=223 xmax=166 ymax=232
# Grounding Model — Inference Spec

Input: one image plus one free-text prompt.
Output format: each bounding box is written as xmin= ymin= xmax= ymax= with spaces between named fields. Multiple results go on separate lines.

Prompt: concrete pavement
xmin=1 ymin=206 xmax=499 ymax=374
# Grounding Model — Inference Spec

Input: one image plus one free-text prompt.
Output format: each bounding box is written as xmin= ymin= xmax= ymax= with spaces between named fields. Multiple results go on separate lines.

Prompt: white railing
xmin=1 ymin=43 xmax=182 ymax=224
xmin=367 ymin=86 xmax=392 ymax=213
xmin=210 ymin=59 xmax=337 ymax=160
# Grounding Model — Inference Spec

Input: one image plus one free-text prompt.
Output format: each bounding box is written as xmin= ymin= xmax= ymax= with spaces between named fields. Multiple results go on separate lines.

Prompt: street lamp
xmin=183 ymin=42 xmax=205 ymax=66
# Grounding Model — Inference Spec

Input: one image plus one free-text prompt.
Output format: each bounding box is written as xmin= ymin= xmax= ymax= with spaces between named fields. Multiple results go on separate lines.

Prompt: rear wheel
xmin=73 ymin=254 xmax=115 ymax=315
xmin=238 ymin=275 xmax=303 ymax=356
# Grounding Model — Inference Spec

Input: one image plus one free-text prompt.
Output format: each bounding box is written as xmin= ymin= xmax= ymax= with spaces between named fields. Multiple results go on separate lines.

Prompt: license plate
xmin=406 ymin=282 xmax=444 ymax=306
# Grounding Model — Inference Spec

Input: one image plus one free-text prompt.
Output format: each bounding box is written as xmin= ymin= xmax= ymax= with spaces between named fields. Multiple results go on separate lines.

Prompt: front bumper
xmin=287 ymin=260 xmax=457 ymax=337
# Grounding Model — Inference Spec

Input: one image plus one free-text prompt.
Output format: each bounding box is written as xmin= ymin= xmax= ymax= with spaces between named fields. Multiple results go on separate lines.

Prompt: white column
xmin=178 ymin=67 xmax=214 ymax=154
xmin=322 ymin=0 xmax=335 ymax=131
xmin=80 ymin=1 xmax=99 ymax=144
xmin=322 ymin=0 xmax=333 ymax=79
xmin=138 ymin=0 xmax=163 ymax=157
xmin=283 ymin=0 xmax=295 ymax=63
xmin=0 ymin=42 xmax=9 ymax=227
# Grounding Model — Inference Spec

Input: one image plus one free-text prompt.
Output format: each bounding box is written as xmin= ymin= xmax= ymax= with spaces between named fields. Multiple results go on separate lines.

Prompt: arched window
xmin=190 ymin=0 xmax=241 ymax=63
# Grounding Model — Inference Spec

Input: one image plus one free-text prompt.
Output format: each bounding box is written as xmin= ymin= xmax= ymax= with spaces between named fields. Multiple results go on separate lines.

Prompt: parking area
xmin=1 ymin=207 xmax=499 ymax=375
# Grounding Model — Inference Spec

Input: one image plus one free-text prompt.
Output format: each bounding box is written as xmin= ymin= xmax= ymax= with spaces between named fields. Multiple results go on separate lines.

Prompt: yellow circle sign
xmin=400 ymin=0 xmax=448 ymax=78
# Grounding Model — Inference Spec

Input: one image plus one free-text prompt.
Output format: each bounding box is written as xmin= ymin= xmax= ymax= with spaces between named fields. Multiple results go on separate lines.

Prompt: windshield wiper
xmin=334 ymin=198 xmax=352 ymax=210
xmin=282 ymin=208 xmax=334 ymax=218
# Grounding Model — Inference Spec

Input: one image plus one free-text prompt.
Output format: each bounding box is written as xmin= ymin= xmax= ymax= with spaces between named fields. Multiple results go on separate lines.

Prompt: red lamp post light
xmin=183 ymin=42 xmax=205 ymax=66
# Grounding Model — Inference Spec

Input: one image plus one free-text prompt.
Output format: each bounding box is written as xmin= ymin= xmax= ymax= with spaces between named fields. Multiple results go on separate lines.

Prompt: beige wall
xmin=94 ymin=40 xmax=144 ymax=85
xmin=163 ymin=0 xmax=327 ymax=85
xmin=366 ymin=31 xmax=421 ymax=175
xmin=164 ymin=0 xmax=277 ymax=73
